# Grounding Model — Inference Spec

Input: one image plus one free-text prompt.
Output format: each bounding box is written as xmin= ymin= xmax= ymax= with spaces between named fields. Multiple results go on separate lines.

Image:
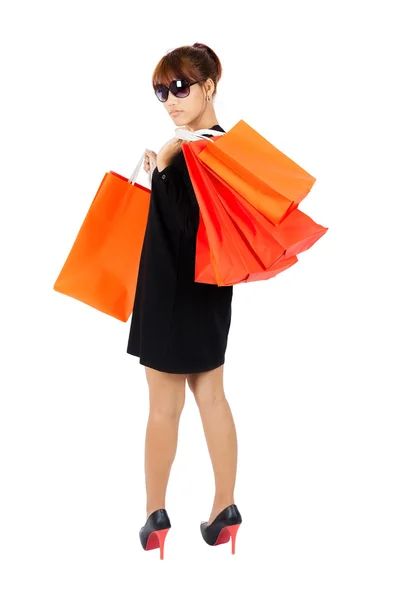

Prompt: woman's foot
xmin=139 ymin=508 xmax=171 ymax=559
xmin=200 ymin=504 xmax=242 ymax=553
xmin=208 ymin=501 xmax=235 ymax=525
xmin=147 ymin=506 xmax=166 ymax=520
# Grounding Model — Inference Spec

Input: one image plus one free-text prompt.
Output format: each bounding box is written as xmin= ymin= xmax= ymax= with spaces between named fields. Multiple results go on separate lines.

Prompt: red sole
xmin=214 ymin=523 xmax=241 ymax=554
xmin=145 ymin=527 xmax=170 ymax=560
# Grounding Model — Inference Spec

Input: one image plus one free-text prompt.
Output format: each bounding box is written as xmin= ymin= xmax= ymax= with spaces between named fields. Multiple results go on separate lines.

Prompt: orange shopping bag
xmin=200 ymin=149 xmax=328 ymax=260
xmin=195 ymin=119 xmax=316 ymax=226
xmin=53 ymin=153 xmax=152 ymax=321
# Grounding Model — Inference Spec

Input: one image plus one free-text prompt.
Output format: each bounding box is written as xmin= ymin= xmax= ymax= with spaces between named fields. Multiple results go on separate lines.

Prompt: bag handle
xmin=127 ymin=128 xmax=225 ymax=185
xmin=128 ymin=151 xmax=151 ymax=185
xmin=174 ymin=127 xmax=225 ymax=142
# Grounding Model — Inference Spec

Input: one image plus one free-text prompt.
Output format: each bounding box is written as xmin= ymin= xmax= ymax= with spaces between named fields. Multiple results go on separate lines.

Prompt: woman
xmin=127 ymin=43 xmax=242 ymax=558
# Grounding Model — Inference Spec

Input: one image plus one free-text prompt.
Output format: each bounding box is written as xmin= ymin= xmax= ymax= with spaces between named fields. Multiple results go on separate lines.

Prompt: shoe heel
xmin=225 ymin=523 xmax=241 ymax=554
xmin=146 ymin=527 xmax=170 ymax=560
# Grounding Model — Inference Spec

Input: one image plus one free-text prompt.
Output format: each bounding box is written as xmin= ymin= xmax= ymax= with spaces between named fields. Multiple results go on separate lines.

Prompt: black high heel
xmin=139 ymin=508 xmax=171 ymax=560
xmin=200 ymin=504 xmax=242 ymax=554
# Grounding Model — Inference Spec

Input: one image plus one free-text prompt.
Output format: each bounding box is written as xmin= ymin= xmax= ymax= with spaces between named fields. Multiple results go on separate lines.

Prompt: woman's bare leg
xmin=187 ymin=364 xmax=238 ymax=525
xmin=144 ymin=366 xmax=187 ymax=519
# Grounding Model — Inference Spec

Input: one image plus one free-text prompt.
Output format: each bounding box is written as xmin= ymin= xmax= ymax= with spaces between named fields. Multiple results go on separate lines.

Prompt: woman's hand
xmin=156 ymin=137 xmax=183 ymax=171
xmin=143 ymin=149 xmax=157 ymax=174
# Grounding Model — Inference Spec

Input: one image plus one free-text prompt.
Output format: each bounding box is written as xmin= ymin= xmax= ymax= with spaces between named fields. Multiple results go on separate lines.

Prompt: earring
xmin=207 ymin=95 xmax=210 ymax=101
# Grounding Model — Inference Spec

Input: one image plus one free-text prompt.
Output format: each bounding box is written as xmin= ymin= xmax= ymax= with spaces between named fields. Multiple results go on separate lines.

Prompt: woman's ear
xmin=205 ymin=78 xmax=215 ymax=96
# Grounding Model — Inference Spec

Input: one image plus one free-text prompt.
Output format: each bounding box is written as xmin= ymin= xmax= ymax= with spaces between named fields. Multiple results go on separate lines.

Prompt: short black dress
xmin=126 ymin=124 xmax=233 ymax=374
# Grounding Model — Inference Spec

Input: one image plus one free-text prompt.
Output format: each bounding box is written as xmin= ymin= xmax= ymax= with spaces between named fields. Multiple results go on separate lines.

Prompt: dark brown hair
xmin=152 ymin=43 xmax=223 ymax=97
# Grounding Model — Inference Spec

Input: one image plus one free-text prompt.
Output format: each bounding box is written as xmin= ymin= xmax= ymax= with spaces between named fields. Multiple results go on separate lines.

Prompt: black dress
xmin=126 ymin=124 xmax=233 ymax=374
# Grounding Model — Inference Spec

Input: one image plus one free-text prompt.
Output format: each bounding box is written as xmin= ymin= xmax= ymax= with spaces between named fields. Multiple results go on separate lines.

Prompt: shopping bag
xmin=195 ymin=119 xmax=316 ymax=225
xmin=53 ymin=152 xmax=153 ymax=321
xmin=181 ymin=137 xmax=290 ymax=285
xmin=200 ymin=147 xmax=328 ymax=259
xmin=181 ymin=136 xmax=327 ymax=286
xmin=195 ymin=208 xmax=299 ymax=285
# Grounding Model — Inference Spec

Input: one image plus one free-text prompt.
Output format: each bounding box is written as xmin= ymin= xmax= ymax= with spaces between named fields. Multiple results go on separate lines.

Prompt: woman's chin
xmin=172 ymin=120 xmax=189 ymax=129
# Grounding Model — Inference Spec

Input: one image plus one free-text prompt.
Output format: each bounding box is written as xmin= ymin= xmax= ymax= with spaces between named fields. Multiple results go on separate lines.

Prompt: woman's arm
xmin=146 ymin=137 xmax=199 ymax=234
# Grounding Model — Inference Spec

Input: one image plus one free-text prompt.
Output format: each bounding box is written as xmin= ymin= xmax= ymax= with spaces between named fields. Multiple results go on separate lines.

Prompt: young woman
xmin=127 ymin=43 xmax=242 ymax=558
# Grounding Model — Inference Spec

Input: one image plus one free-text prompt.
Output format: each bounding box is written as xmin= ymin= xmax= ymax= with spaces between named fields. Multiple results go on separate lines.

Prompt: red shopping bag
xmin=53 ymin=155 xmax=151 ymax=321
xmin=196 ymin=209 xmax=299 ymax=285
xmin=196 ymin=119 xmax=317 ymax=225
xmin=182 ymin=138 xmax=288 ymax=286
xmin=182 ymin=137 xmax=327 ymax=286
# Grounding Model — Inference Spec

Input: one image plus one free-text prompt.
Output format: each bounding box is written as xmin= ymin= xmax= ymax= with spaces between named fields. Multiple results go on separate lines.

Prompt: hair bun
xmin=193 ymin=42 xmax=211 ymax=53
xmin=192 ymin=43 xmax=218 ymax=64
xmin=191 ymin=42 xmax=222 ymax=83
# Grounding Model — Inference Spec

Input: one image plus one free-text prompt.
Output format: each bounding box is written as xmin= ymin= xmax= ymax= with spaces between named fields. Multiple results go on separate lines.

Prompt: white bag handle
xmin=127 ymin=127 xmax=225 ymax=185
xmin=174 ymin=127 xmax=225 ymax=142
xmin=127 ymin=151 xmax=154 ymax=185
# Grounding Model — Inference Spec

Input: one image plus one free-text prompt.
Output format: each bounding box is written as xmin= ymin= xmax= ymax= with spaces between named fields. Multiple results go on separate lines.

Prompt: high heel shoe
xmin=139 ymin=508 xmax=171 ymax=560
xmin=200 ymin=504 xmax=242 ymax=554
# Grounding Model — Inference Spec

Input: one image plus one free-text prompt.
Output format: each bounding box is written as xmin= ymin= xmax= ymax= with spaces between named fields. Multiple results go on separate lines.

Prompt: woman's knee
xmin=187 ymin=365 xmax=226 ymax=410
xmin=145 ymin=366 xmax=186 ymax=418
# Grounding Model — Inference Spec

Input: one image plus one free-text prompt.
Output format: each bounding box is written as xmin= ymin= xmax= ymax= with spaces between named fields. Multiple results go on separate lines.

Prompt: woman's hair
xmin=152 ymin=43 xmax=222 ymax=97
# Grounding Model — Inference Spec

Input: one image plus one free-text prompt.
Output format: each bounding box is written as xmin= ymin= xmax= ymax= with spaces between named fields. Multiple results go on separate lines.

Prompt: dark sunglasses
xmin=154 ymin=78 xmax=202 ymax=103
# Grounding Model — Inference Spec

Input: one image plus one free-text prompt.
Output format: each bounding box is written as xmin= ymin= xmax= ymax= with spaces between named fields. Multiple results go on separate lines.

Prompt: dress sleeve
xmin=152 ymin=163 xmax=200 ymax=235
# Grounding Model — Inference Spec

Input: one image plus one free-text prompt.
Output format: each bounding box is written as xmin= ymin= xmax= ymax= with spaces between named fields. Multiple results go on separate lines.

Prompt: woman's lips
xmin=170 ymin=111 xmax=183 ymax=116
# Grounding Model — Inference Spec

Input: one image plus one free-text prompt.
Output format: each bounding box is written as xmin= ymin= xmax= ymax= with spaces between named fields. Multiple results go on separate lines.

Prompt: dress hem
xmin=126 ymin=349 xmax=225 ymax=375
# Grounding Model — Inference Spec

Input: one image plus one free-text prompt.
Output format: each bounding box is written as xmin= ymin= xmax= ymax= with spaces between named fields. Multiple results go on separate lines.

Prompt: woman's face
xmin=163 ymin=78 xmax=212 ymax=126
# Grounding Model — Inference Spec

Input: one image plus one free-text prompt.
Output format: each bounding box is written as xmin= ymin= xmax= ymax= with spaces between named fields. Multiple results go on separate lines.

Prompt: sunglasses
xmin=154 ymin=78 xmax=202 ymax=103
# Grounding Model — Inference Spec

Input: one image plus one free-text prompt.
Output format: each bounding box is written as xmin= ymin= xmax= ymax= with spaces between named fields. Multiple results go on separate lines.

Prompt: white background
xmin=1 ymin=0 xmax=399 ymax=598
